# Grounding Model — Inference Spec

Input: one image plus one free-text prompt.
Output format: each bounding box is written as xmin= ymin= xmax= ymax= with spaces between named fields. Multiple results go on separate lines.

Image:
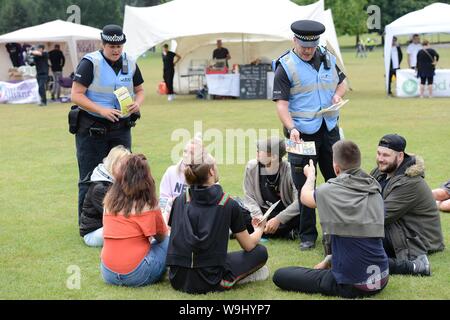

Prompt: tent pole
xmin=241 ymin=33 xmax=245 ymax=64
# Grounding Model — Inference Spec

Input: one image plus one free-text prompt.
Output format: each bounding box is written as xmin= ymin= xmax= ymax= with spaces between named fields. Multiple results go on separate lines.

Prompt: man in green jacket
xmin=371 ymin=134 xmax=445 ymax=276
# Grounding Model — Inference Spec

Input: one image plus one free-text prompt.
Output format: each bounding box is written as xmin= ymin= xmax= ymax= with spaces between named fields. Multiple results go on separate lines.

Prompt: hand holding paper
xmin=113 ymin=86 xmax=134 ymax=117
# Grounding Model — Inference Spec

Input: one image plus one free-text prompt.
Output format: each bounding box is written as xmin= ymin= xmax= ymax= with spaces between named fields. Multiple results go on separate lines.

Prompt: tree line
xmin=0 ymin=0 xmax=448 ymax=38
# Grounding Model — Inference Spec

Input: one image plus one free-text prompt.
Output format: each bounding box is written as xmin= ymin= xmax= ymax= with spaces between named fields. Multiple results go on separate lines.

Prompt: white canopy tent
xmin=384 ymin=2 xmax=450 ymax=93
xmin=123 ymin=0 xmax=345 ymax=94
xmin=0 ymin=20 xmax=102 ymax=80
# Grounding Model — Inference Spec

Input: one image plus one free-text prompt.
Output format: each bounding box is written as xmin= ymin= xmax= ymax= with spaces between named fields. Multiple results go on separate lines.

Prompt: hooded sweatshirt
xmin=316 ymin=168 xmax=385 ymax=238
xmin=166 ymin=184 xmax=247 ymax=293
xmin=315 ymin=168 xmax=388 ymax=286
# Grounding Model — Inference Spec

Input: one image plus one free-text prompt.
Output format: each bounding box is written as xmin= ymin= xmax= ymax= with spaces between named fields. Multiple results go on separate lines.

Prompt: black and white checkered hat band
xmin=294 ymin=34 xmax=320 ymax=41
xmin=101 ymin=33 xmax=125 ymax=43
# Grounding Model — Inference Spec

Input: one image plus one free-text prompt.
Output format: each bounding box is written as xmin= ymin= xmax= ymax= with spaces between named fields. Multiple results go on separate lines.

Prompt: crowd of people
xmin=70 ymin=23 xmax=446 ymax=299
xmin=6 ymin=42 xmax=67 ymax=106
xmin=77 ymin=134 xmax=447 ymax=297
xmin=389 ymin=34 xmax=440 ymax=97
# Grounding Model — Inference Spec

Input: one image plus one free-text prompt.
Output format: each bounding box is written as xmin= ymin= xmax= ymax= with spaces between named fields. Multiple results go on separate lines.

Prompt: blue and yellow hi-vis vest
xmin=83 ymin=51 xmax=136 ymax=118
xmin=278 ymin=47 xmax=340 ymax=134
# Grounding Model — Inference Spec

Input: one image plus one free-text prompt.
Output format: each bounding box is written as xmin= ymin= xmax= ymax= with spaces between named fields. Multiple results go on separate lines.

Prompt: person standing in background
xmin=416 ymin=40 xmax=439 ymax=98
xmin=31 ymin=44 xmax=49 ymax=107
xmin=162 ymin=44 xmax=181 ymax=102
xmin=406 ymin=34 xmax=422 ymax=69
xmin=213 ymin=40 xmax=231 ymax=68
xmin=49 ymin=44 xmax=66 ymax=101
xmin=388 ymin=37 xmax=403 ymax=96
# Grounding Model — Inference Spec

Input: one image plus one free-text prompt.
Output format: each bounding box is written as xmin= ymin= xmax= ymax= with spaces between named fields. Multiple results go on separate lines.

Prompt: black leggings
xmin=170 ymin=245 xmax=268 ymax=294
xmin=273 ymin=267 xmax=386 ymax=299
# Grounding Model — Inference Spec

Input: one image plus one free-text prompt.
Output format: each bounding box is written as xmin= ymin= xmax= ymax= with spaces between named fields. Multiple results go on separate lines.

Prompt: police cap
xmin=101 ymin=24 xmax=126 ymax=45
xmin=291 ymin=20 xmax=326 ymax=48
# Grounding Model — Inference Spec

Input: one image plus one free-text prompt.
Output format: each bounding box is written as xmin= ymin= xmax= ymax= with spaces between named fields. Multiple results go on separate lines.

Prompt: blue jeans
xmin=83 ymin=228 xmax=103 ymax=247
xmin=101 ymin=237 xmax=169 ymax=287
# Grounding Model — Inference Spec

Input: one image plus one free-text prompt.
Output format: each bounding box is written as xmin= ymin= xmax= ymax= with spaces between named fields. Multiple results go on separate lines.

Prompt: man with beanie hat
xmin=71 ymin=24 xmax=145 ymax=224
xmin=371 ymin=134 xmax=445 ymax=276
xmin=272 ymin=20 xmax=347 ymax=251
xmin=242 ymin=137 xmax=300 ymax=239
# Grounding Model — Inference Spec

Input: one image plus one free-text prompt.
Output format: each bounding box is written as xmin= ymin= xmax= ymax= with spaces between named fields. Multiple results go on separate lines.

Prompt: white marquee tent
xmin=123 ymin=0 xmax=345 ymax=94
xmin=384 ymin=2 xmax=450 ymax=92
xmin=0 ymin=20 xmax=102 ymax=80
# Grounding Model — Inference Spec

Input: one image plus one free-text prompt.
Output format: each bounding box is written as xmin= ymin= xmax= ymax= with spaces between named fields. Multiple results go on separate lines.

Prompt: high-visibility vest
xmin=279 ymin=47 xmax=340 ymax=134
xmin=83 ymin=51 xmax=136 ymax=118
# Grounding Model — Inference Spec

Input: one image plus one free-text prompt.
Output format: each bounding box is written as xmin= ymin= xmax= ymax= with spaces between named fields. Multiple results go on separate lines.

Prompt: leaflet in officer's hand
xmin=285 ymin=139 xmax=317 ymax=156
xmin=114 ymin=86 xmax=133 ymax=116
xmin=317 ymin=99 xmax=349 ymax=115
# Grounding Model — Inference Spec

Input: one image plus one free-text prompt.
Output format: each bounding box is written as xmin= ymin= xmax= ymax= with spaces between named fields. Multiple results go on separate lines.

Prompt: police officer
xmin=273 ymin=20 xmax=347 ymax=251
xmin=71 ymin=24 xmax=145 ymax=222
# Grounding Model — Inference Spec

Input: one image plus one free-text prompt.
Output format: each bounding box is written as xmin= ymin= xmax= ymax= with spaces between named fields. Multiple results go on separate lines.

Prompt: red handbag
xmin=158 ymin=81 xmax=169 ymax=95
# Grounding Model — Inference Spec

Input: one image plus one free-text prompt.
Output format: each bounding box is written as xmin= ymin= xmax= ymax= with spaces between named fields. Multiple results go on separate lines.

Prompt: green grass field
xmin=0 ymin=46 xmax=449 ymax=300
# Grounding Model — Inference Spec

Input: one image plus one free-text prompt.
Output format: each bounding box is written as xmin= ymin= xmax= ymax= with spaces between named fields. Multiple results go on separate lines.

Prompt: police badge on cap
xmin=101 ymin=25 xmax=126 ymax=45
xmin=291 ymin=20 xmax=326 ymax=48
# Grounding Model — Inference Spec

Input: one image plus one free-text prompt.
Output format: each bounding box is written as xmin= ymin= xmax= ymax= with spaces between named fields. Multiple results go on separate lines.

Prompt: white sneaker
xmin=167 ymin=94 xmax=173 ymax=101
xmin=238 ymin=265 xmax=269 ymax=285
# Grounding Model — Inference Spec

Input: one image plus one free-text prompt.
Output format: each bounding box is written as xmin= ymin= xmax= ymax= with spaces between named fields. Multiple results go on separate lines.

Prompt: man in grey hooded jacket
xmin=371 ymin=134 xmax=445 ymax=276
xmin=273 ymin=140 xmax=389 ymax=298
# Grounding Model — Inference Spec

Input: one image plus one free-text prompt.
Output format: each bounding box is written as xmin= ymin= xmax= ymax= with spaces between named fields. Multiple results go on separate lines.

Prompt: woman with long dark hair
xmin=101 ymin=154 xmax=169 ymax=287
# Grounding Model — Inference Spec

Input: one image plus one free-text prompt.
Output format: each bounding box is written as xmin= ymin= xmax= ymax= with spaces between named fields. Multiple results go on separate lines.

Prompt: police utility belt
xmin=68 ymin=106 xmax=140 ymax=136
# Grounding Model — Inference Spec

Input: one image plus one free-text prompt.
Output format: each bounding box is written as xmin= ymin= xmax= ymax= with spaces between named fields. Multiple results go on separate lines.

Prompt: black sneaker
xmin=286 ymin=229 xmax=300 ymax=241
xmin=412 ymin=254 xmax=431 ymax=276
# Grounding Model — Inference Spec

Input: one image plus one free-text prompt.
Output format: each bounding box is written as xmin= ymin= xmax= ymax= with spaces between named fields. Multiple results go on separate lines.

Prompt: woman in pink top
xmin=101 ymin=154 xmax=169 ymax=287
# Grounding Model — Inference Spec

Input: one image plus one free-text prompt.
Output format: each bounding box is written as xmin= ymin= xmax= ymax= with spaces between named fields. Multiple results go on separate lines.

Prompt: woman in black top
xmin=167 ymin=151 xmax=269 ymax=294
xmin=416 ymin=40 xmax=439 ymax=98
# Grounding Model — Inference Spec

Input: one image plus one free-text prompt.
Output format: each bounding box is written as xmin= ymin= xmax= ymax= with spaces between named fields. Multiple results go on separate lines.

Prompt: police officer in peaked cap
xmin=71 ymin=24 xmax=145 ymax=223
xmin=272 ymin=20 xmax=347 ymax=251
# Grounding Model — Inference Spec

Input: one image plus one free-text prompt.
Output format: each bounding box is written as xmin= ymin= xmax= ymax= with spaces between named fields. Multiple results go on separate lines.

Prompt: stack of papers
xmin=114 ymin=86 xmax=133 ymax=116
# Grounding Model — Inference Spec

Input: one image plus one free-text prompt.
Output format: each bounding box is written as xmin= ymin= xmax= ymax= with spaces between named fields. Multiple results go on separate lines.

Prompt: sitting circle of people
xmin=77 ymin=133 xmax=445 ymax=297
xmin=74 ymin=21 xmax=445 ymax=298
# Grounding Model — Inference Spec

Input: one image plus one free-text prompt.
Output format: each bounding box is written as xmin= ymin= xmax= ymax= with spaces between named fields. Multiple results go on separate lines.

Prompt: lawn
xmin=0 ymin=46 xmax=449 ymax=300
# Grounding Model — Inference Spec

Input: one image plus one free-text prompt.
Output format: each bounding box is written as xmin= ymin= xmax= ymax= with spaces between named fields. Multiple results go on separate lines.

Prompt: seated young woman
xmin=79 ymin=145 xmax=131 ymax=247
xmin=166 ymin=150 xmax=269 ymax=294
xmin=100 ymin=154 xmax=169 ymax=287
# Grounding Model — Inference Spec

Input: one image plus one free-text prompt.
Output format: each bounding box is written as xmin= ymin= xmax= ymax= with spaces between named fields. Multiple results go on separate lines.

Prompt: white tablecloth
xmin=396 ymin=69 xmax=450 ymax=97
xmin=205 ymin=74 xmax=240 ymax=97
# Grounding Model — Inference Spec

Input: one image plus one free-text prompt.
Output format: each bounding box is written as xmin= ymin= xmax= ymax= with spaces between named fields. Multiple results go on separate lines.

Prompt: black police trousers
xmin=75 ymin=117 xmax=131 ymax=224
xmin=289 ymin=121 xmax=340 ymax=243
